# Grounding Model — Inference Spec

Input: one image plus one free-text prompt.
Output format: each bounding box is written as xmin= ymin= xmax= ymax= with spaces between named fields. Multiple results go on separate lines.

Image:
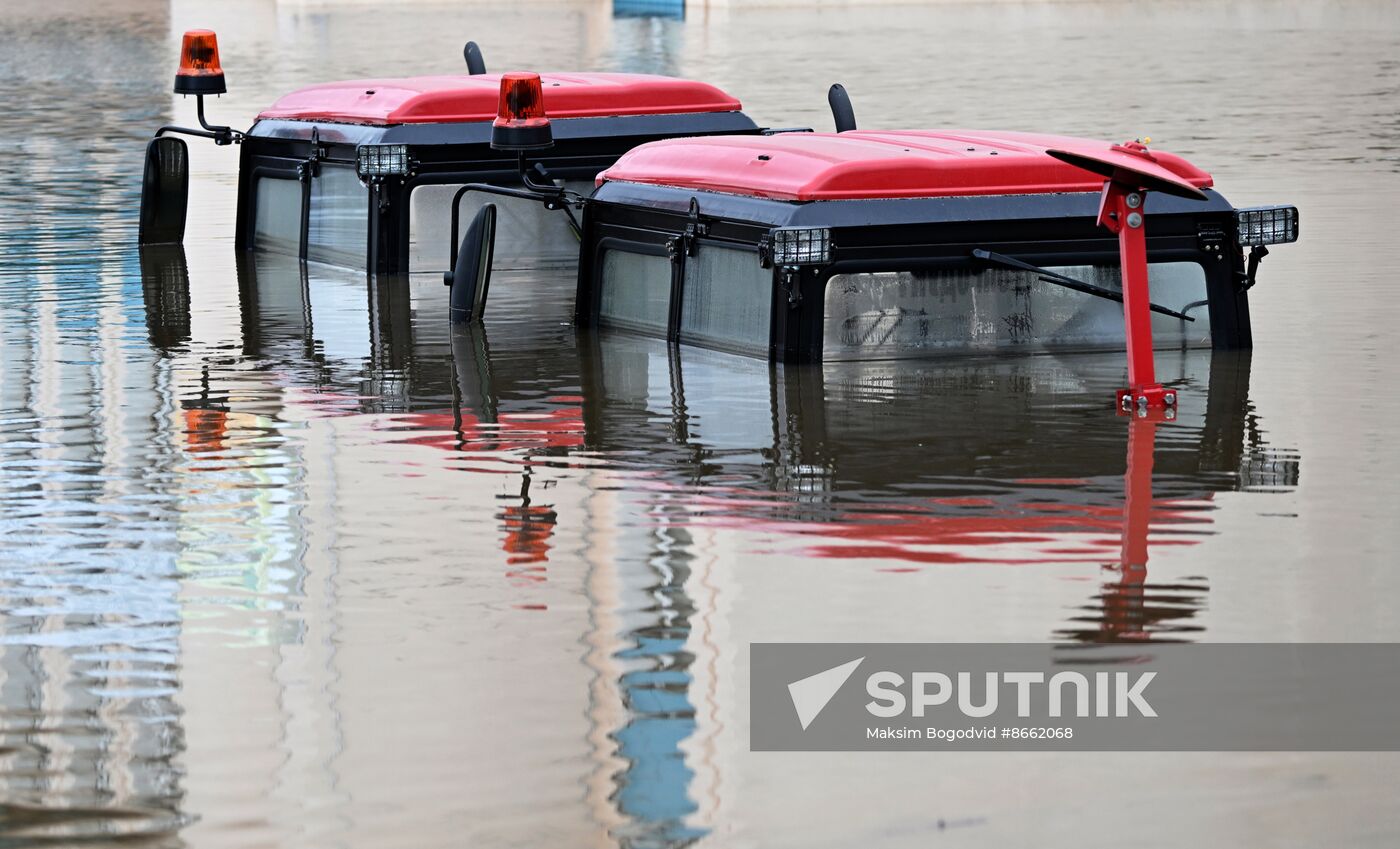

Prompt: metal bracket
xmin=1197 ymin=224 xmax=1227 ymax=262
xmin=757 ymin=234 xmax=774 ymax=269
xmin=297 ymin=127 xmax=323 ymax=183
xmin=780 ymin=267 xmax=802 ymax=307
xmin=154 ymin=93 xmax=243 ymax=147
xmin=1241 ymin=244 xmax=1269 ymax=291
xmin=678 ymin=197 xmax=707 ymax=258
xmin=153 ymin=94 xmax=243 ymax=146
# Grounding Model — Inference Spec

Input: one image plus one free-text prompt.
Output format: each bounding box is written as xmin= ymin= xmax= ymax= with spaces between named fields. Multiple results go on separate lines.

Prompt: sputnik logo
xmin=787 ymin=657 xmax=864 ymax=730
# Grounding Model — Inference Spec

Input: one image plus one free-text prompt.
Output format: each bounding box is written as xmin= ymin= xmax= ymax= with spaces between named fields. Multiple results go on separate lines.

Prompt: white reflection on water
xmin=1 ymin=1 xmax=1397 ymax=847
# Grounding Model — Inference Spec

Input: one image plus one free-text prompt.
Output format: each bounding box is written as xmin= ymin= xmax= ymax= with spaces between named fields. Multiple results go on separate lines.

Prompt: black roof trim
xmin=248 ymin=111 xmax=759 ymax=146
xmin=591 ymin=181 xmax=1236 ymax=228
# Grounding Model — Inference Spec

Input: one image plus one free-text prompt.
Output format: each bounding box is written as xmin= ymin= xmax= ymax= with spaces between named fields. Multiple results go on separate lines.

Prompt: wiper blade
xmin=971 ymin=249 xmax=1194 ymax=323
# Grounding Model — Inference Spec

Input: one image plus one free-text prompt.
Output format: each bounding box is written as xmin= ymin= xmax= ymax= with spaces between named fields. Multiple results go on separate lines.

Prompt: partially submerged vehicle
xmin=455 ymin=96 xmax=1297 ymax=409
xmin=139 ymin=31 xmax=757 ymax=272
xmin=149 ymin=244 xmax=1296 ymax=591
xmin=141 ymin=31 xmax=1298 ymax=412
xmin=447 ymin=85 xmax=1298 ymax=410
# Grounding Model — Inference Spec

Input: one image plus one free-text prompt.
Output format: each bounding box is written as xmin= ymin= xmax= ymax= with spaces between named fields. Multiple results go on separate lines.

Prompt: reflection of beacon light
xmin=1234 ymin=206 xmax=1299 ymax=247
xmin=491 ymin=73 xmax=553 ymax=151
xmin=174 ymin=29 xmax=226 ymax=96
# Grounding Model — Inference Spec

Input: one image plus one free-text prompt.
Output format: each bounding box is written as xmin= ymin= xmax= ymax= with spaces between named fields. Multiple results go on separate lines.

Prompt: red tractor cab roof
xmin=597 ymin=130 xmax=1214 ymax=201
xmin=257 ymin=72 xmax=743 ymax=126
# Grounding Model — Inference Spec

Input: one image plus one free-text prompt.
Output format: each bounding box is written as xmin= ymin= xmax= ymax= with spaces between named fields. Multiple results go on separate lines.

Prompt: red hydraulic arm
xmin=1047 ymin=141 xmax=1209 ymax=412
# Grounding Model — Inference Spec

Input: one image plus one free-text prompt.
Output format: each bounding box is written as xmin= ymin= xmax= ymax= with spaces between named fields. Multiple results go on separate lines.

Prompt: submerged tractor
xmin=139 ymin=30 xmax=1298 ymax=412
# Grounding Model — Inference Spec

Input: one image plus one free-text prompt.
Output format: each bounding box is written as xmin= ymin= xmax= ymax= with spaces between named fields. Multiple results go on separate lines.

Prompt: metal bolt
xmin=1127 ymin=212 xmax=1143 ymax=229
xmin=1164 ymin=392 xmax=1176 ymax=405
xmin=1126 ymin=193 xmax=1142 ymax=209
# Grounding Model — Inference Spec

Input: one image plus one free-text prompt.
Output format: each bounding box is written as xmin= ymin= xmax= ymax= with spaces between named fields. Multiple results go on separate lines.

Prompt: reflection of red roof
xmin=791 ymin=499 xmax=1206 ymax=565
xmin=599 ymin=130 xmax=1213 ymax=200
xmin=675 ymin=486 xmax=1213 ymax=567
xmin=258 ymin=73 xmax=742 ymax=125
xmin=390 ymin=408 xmax=584 ymax=455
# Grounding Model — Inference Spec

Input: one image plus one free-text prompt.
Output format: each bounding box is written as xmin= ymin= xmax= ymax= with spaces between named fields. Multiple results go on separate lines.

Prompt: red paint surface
xmin=598 ymin=130 xmax=1213 ymax=200
xmin=1049 ymin=140 xmax=1208 ymax=200
xmin=257 ymin=73 xmax=742 ymax=125
xmin=1097 ymin=180 xmax=1161 ymax=396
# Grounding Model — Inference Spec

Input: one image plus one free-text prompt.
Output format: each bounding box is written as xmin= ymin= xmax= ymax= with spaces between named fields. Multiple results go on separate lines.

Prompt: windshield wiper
xmin=971 ymin=249 xmax=1194 ymax=322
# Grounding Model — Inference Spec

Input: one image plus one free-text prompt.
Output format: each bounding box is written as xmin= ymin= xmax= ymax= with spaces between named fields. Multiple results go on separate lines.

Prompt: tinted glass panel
xmin=253 ymin=177 xmax=302 ymax=257
xmin=307 ymin=165 xmax=367 ymax=268
xmin=599 ymin=250 xmax=671 ymax=335
xmin=680 ymin=247 xmax=771 ymax=354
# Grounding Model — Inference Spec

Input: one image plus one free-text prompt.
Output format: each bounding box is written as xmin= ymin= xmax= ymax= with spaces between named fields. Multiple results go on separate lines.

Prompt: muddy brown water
xmin=1 ymin=1 xmax=1397 ymax=846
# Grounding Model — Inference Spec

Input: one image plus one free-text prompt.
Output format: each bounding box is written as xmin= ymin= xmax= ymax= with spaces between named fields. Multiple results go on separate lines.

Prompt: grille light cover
xmin=356 ymin=144 xmax=410 ymax=177
xmin=771 ymin=227 xmax=831 ymax=266
xmin=1235 ymin=205 xmax=1298 ymax=246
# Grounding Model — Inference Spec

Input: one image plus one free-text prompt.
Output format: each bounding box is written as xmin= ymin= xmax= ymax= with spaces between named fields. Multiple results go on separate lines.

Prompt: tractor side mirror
xmin=446 ymin=204 xmax=497 ymax=324
xmin=139 ymin=136 xmax=190 ymax=245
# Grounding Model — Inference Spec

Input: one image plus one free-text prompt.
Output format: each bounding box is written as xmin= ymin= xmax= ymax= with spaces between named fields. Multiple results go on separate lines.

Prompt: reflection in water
xmin=8 ymin=141 xmax=1307 ymax=849
xmin=219 ymin=254 xmax=1303 ymax=841
xmin=609 ymin=528 xmax=706 ymax=849
xmin=499 ymin=466 xmax=559 ymax=570
xmin=1057 ymin=361 xmax=1299 ymax=644
xmin=0 ymin=5 xmax=188 ymax=844
xmin=609 ymin=8 xmax=685 ymax=75
xmin=5 ymin=0 xmax=1379 ymax=845
xmin=141 ymin=246 xmax=192 ymax=352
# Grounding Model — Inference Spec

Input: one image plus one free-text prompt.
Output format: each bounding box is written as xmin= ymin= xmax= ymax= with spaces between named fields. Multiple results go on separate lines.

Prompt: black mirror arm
xmin=447 ymin=177 xmax=586 ymax=267
xmin=156 ymin=94 xmax=244 ymax=146
xmin=448 ymin=183 xmax=552 ymax=269
xmin=155 ymin=124 xmax=238 ymax=145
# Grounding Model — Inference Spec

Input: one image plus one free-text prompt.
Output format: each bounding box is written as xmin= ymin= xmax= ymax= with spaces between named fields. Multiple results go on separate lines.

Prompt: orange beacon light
xmin=174 ymin=30 xmax=226 ymax=96
xmin=491 ymin=73 xmax=553 ymax=151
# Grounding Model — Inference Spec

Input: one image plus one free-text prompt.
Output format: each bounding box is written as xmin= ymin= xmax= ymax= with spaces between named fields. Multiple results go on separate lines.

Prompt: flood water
xmin=2 ymin=0 xmax=1398 ymax=846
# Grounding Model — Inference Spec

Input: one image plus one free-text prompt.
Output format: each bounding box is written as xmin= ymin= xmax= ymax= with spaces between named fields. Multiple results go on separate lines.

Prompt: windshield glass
xmin=823 ymin=262 xmax=1211 ymax=360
